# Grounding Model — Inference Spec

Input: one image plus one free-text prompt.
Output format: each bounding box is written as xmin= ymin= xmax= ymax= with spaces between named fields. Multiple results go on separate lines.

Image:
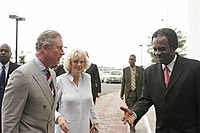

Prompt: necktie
xmin=131 ymin=67 xmax=136 ymax=91
xmin=44 ymin=69 xmax=55 ymax=95
xmin=0 ymin=65 xmax=6 ymax=88
xmin=164 ymin=65 xmax=170 ymax=87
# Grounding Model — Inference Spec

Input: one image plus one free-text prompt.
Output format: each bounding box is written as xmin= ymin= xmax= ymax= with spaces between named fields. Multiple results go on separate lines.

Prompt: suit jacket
xmin=120 ymin=66 xmax=144 ymax=102
xmin=86 ymin=63 xmax=101 ymax=101
xmin=133 ymin=54 xmax=200 ymax=133
xmin=6 ymin=62 xmax=20 ymax=85
xmin=2 ymin=60 xmax=58 ymax=133
xmin=0 ymin=62 xmax=20 ymax=107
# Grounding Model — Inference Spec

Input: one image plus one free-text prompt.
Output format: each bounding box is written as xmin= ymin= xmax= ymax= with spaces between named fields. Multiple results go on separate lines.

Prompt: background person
xmin=2 ymin=30 xmax=64 ymax=133
xmin=85 ymin=51 xmax=101 ymax=128
xmin=120 ymin=54 xmax=144 ymax=133
xmin=121 ymin=28 xmax=200 ymax=133
xmin=54 ymin=64 xmax=66 ymax=77
xmin=55 ymin=49 xmax=99 ymax=133
xmin=0 ymin=43 xmax=20 ymax=132
xmin=85 ymin=51 xmax=101 ymax=104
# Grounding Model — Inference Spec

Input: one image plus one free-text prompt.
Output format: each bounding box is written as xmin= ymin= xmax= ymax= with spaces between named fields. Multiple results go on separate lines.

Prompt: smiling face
xmin=152 ymin=36 xmax=176 ymax=65
xmin=71 ymin=57 xmax=85 ymax=75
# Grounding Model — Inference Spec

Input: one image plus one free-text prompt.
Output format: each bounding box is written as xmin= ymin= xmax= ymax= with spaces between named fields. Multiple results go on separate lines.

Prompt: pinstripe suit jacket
xmin=120 ymin=66 xmax=144 ymax=102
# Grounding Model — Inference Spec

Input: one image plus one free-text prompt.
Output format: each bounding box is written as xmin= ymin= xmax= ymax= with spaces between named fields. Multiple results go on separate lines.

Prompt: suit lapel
xmin=6 ymin=62 xmax=19 ymax=84
xmin=31 ymin=61 xmax=54 ymax=107
xmin=135 ymin=66 xmax=139 ymax=82
xmin=167 ymin=55 xmax=184 ymax=90
xmin=155 ymin=64 xmax=166 ymax=89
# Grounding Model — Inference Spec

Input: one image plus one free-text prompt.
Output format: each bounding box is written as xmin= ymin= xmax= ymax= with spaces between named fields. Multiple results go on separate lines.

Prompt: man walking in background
xmin=120 ymin=54 xmax=144 ymax=133
xmin=0 ymin=43 xmax=20 ymax=132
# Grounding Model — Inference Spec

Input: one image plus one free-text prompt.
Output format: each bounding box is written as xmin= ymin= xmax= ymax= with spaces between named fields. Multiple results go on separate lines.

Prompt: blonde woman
xmin=55 ymin=49 xmax=99 ymax=133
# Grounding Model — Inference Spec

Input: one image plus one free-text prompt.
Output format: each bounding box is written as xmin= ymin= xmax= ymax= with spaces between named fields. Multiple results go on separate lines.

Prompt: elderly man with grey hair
xmin=2 ymin=30 xmax=64 ymax=133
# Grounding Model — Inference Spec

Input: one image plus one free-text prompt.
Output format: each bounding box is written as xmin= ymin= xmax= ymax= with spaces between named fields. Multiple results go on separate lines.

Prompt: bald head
xmin=0 ymin=44 xmax=12 ymax=64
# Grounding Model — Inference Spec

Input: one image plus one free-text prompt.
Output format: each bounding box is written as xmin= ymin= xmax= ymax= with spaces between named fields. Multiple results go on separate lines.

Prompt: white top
xmin=55 ymin=72 xmax=99 ymax=133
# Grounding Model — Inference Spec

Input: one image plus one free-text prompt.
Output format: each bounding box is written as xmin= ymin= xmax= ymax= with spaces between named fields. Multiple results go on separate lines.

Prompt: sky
xmin=0 ymin=0 xmax=188 ymax=68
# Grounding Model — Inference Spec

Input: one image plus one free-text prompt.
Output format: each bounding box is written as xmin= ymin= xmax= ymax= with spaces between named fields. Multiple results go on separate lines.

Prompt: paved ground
xmin=96 ymin=90 xmax=156 ymax=133
xmin=96 ymin=90 xmax=128 ymax=133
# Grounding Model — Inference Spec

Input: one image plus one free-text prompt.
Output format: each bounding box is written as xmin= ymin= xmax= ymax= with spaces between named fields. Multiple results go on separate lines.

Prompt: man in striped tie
xmin=120 ymin=54 xmax=144 ymax=133
xmin=2 ymin=30 xmax=65 ymax=133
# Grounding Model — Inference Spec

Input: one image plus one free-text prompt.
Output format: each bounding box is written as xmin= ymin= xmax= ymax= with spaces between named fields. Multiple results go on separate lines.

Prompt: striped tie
xmin=44 ymin=69 xmax=55 ymax=95
xmin=131 ymin=67 xmax=136 ymax=91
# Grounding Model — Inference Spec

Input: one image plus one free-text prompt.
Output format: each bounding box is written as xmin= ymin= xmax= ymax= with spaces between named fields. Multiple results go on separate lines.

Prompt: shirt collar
xmin=162 ymin=54 xmax=177 ymax=72
xmin=33 ymin=56 xmax=46 ymax=71
xmin=0 ymin=62 xmax=10 ymax=70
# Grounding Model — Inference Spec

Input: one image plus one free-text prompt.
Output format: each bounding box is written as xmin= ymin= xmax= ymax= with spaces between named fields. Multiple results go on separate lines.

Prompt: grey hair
xmin=35 ymin=30 xmax=61 ymax=52
xmin=64 ymin=49 xmax=90 ymax=73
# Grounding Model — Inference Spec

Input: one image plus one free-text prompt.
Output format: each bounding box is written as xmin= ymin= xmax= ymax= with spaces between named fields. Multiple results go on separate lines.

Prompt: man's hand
xmin=90 ymin=123 xmax=99 ymax=133
xmin=120 ymin=107 xmax=137 ymax=126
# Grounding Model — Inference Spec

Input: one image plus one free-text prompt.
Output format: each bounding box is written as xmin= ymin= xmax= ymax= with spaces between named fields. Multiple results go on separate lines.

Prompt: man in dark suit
xmin=54 ymin=64 xmax=66 ymax=77
xmin=0 ymin=43 xmax=20 ymax=132
xmin=120 ymin=54 xmax=144 ymax=133
xmin=85 ymin=51 xmax=101 ymax=104
xmin=121 ymin=28 xmax=200 ymax=133
xmin=85 ymin=51 xmax=101 ymax=128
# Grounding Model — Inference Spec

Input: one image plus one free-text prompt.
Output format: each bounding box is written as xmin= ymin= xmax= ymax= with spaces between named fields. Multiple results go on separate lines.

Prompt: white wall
xmin=187 ymin=0 xmax=200 ymax=60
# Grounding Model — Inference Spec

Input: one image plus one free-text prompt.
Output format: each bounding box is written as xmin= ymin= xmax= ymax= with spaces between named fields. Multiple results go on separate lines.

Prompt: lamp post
xmin=9 ymin=15 xmax=25 ymax=63
xmin=64 ymin=46 xmax=67 ymax=54
xmin=139 ymin=44 xmax=143 ymax=67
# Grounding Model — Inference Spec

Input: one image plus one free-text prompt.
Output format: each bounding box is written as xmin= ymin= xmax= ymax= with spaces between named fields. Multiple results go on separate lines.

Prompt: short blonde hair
xmin=64 ymin=49 xmax=90 ymax=72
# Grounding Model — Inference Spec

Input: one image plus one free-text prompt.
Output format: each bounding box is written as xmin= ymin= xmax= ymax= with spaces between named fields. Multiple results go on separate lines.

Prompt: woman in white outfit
xmin=55 ymin=49 xmax=99 ymax=133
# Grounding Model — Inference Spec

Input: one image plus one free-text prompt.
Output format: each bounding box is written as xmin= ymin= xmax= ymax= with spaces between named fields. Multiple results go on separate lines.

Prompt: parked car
xmin=104 ymin=70 xmax=122 ymax=83
xmin=99 ymin=71 xmax=105 ymax=82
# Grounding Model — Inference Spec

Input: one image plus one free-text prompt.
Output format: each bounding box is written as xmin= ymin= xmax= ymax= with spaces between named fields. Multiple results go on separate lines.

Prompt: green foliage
xmin=19 ymin=51 xmax=26 ymax=64
xmin=146 ymin=28 xmax=187 ymax=64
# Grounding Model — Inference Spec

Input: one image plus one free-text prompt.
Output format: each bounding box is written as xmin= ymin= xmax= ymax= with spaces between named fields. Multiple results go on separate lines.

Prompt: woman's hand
xmin=57 ymin=116 xmax=70 ymax=133
xmin=90 ymin=123 xmax=99 ymax=133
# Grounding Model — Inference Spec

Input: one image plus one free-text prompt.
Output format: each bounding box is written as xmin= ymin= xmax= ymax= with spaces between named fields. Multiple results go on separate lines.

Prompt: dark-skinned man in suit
xmin=120 ymin=54 xmax=144 ymax=133
xmin=121 ymin=28 xmax=200 ymax=133
xmin=0 ymin=43 xmax=20 ymax=132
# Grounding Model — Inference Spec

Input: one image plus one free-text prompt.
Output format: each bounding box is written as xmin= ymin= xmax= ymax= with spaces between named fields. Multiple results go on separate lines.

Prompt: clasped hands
xmin=120 ymin=107 xmax=137 ymax=126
